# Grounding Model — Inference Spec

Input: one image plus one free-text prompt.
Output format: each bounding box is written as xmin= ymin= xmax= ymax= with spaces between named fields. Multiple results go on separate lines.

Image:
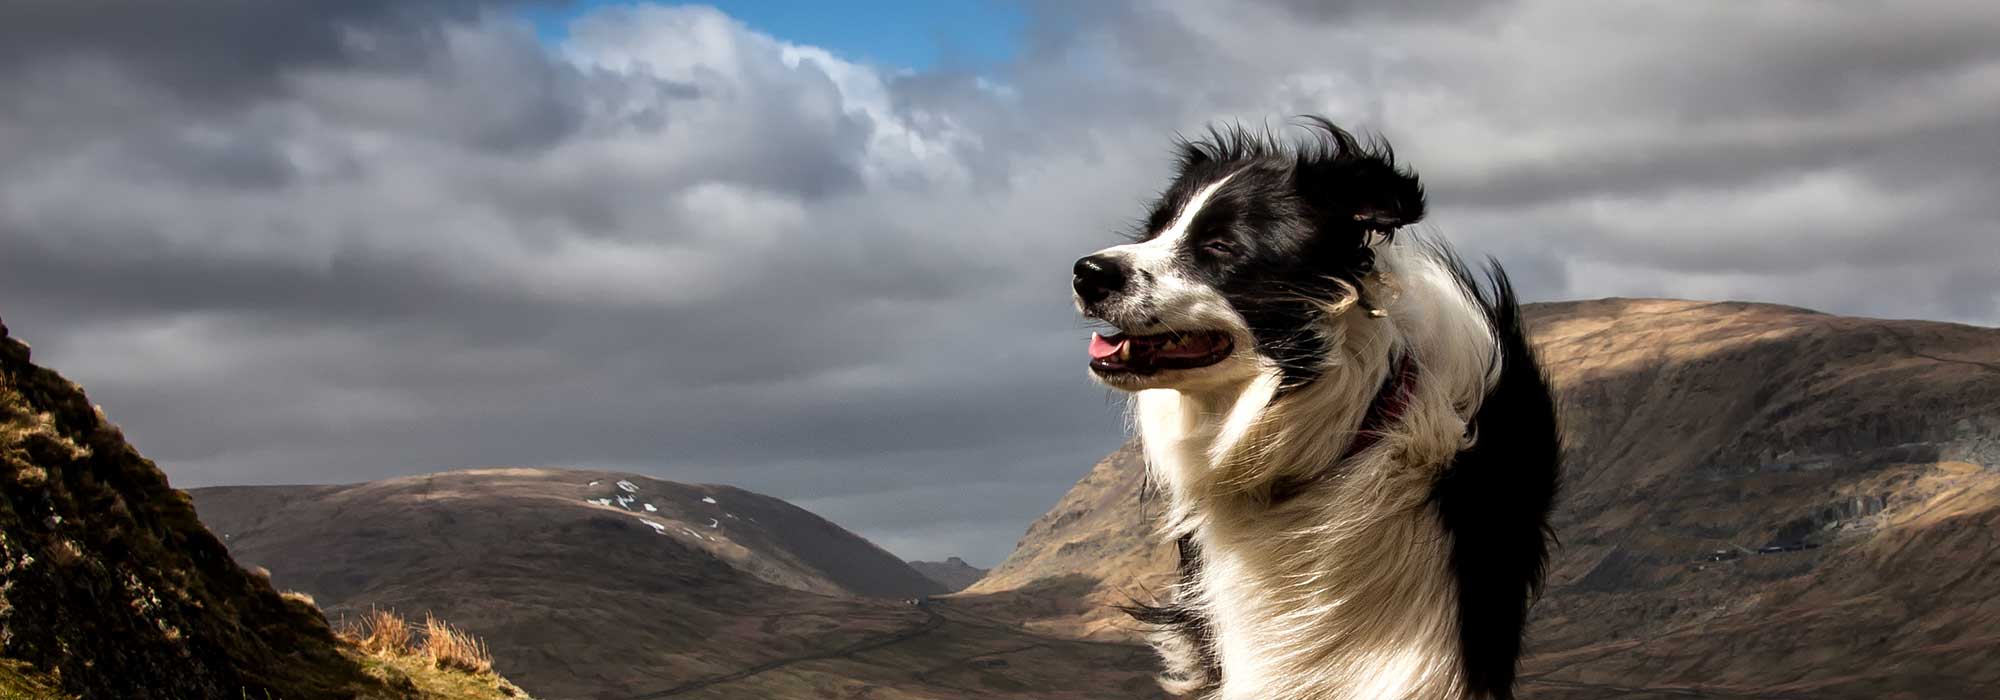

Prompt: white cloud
xmin=3 ymin=0 xmax=1996 ymax=564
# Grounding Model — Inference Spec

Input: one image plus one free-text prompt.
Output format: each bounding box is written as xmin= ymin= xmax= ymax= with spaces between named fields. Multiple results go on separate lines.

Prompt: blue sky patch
xmin=524 ymin=1 xmax=1024 ymax=70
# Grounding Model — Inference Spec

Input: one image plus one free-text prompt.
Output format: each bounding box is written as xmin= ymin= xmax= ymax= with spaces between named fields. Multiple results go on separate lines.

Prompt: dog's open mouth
xmin=1088 ymin=331 xmax=1234 ymax=375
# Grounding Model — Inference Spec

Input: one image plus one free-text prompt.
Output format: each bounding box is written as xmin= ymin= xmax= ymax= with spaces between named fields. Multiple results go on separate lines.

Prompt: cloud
xmin=1 ymin=0 xmax=1996 ymax=564
xmin=0 ymin=1 xmax=526 ymax=99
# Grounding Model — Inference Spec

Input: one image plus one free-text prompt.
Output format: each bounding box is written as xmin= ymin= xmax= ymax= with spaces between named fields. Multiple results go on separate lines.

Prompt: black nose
xmin=1073 ymin=254 xmax=1127 ymax=305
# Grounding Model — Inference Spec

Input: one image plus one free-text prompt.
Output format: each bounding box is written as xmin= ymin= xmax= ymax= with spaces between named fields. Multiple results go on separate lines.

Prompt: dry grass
xmin=421 ymin=615 xmax=494 ymax=674
xmin=44 ymin=539 xmax=84 ymax=567
xmin=0 ymin=658 xmax=73 ymax=700
xmin=346 ymin=608 xmax=414 ymax=656
xmin=341 ymin=609 xmax=494 ymax=675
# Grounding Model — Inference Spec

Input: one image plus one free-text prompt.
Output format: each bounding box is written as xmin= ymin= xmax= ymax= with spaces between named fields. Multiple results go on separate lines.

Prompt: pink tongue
xmin=1088 ymin=333 xmax=1127 ymax=360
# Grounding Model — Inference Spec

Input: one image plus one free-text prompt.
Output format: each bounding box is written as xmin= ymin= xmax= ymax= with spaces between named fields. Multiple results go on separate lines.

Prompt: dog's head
xmin=1075 ymin=117 xmax=1425 ymax=392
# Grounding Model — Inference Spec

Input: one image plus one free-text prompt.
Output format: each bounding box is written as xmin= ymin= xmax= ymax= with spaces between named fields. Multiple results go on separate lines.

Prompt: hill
xmin=0 ymin=318 xmax=521 ymax=700
xmin=193 ymin=469 xmax=1162 ymax=699
xmin=974 ymin=299 xmax=2000 ymax=698
xmin=193 ymin=471 xmax=944 ymax=602
xmin=908 ymin=557 xmax=989 ymax=592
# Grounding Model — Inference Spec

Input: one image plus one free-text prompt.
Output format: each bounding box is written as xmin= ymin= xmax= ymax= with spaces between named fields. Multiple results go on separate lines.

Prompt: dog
xmin=1072 ymin=118 xmax=1561 ymax=700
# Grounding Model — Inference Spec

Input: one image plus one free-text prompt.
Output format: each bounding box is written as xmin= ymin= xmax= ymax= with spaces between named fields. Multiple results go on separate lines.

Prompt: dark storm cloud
xmin=2 ymin=0 xmax=1996 ymax=565
xmin=0 ymin=1 xmax=529 ymax=99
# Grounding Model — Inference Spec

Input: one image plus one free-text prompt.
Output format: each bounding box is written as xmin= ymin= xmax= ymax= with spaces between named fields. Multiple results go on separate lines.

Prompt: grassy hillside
xmin=0 ymin=317 xmax=521 ymax=700
xmin=192 ymin=470 xmax=1161 ymax=699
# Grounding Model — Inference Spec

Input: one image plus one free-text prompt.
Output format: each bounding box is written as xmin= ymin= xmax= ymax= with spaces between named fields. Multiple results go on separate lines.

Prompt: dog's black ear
xmin=1291 ymin=117 xmax=1426 ymax=232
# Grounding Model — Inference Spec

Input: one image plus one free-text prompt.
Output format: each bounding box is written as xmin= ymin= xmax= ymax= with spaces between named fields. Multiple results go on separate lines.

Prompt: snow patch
xmin=643 ymin=503 xmax=658 ymax=512
xmin=588 ymin=480 xmax=601 ymax=486
xmin=590 ymin=498 xmax=613 ymax=506
xmin=707 ymin=518 xmax=720 ymax=529
xmin=701 ymin=496 xmax=718 ymax=504
xmin=616 ymin=480 xmax=639 ymax=493
xmin=637 ymin=518 xmax=668 ymax=534
xmin=615 ymin=494 xmax=635 ymax=510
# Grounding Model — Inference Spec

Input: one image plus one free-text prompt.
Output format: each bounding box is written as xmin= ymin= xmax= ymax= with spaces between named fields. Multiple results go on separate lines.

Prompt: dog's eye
xmin=1202 ymin=240 xmax=1236 ymax=257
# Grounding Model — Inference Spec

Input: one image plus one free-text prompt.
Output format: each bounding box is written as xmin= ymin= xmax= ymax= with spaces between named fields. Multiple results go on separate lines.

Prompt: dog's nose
xmin=1073 ymin=254 xmax=1127 ymax=305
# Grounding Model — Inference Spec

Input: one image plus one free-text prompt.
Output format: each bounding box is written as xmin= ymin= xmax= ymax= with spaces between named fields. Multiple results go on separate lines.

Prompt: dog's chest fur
xmin=1133 ymin=252 xmax=1500 ymax=700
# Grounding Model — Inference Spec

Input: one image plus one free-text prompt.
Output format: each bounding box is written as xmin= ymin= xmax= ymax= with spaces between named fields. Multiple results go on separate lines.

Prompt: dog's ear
xmin=1291 ymin=119 xmax=1426 ymax=233
xmin=1298 ymin=158 xmax=1426 ymax=232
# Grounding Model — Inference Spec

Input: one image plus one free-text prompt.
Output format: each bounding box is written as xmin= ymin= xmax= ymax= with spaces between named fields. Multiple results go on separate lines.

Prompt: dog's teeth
xmin=1118 ymin=343 xmax=1132 ymax=361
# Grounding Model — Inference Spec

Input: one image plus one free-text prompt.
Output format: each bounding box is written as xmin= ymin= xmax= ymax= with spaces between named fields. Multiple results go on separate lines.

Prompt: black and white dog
xmin=1072 ymin=118 xmax=1561 ymax=700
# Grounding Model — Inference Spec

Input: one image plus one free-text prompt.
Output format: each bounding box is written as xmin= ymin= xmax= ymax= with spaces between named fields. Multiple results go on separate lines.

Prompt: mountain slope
xmin=193 ymin=469 xmax=1161 ymax=699
xmin=0 ymin=318 xmax=518 ymax=700
xmin=908 ymin=557 xmax=989 ymax=592
xmin=964 ymin=442 xmax=1175 ymax=640
xmin=194 ymin=471 xmax=943 ymax=602
xmin=976 ymin=298 xmax=2000 ymax=698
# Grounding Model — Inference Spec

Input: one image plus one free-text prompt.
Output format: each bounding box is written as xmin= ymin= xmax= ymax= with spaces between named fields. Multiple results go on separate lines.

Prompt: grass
xmin=2 ymin=325 xmax=529 ymax=700
xmin=341 ymin=609 xmax=522 ymax=699
xmin=0 ymin=609 xmax=526 ymax=700
xmin=421 ymin=615 xmax=494 ymax=675
xmin=353 ymin=609 xmax=415 ymax=656
xmin=0 ymin=659 xmax=70 ymax=700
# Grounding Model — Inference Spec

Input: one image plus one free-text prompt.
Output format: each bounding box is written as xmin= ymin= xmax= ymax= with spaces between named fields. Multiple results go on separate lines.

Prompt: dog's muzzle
xmin=1073 ymin=254 xmax=1128 ymax=309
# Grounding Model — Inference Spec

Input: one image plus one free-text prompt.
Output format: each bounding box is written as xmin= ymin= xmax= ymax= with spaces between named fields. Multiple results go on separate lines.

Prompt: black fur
xmin=1119 ymin=534 xmax=1221 ymax=691
xmin=1427 ymin=250 xmax=1564 ymax=700
xmin=1115 ymin=118 xmax=1560 ymax=699
xmin=1134 ymin=118 xmax=1427 ymax=388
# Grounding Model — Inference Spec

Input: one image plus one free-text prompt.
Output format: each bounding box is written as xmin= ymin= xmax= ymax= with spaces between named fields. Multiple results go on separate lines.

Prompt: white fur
xmin=1133 ymin=242 xmax=1500 ymax=700
xmin=1081 ymin=172 xmax=1265 ymax=393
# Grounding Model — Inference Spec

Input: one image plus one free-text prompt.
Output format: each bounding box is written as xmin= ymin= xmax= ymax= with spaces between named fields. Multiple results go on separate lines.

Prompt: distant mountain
xmin=973 ymin=299 xmax=2000 ymax=699
xmin=908 ymin=557 xmax=988 ymax=592
xmin=195 ymin=471 xmax=945 ymax=602
xmin=0 ymin=318 xmax=519 ymax=700
xmin=193 ymin=469 xmax=1162 ymax=699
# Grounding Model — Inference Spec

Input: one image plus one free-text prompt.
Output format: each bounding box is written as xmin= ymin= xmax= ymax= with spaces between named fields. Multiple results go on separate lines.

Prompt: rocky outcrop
xmin=0 ymin=319 xmax=388 ymax=699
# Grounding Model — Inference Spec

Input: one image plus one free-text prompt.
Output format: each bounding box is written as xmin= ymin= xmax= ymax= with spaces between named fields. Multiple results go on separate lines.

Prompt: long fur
xmin=1079 ymin=119 xmax=1561 ymax=700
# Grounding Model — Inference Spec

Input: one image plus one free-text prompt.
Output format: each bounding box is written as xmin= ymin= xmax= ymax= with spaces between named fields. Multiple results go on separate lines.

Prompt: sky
xmin=2 ymin=1 xmax=1997 ymax=566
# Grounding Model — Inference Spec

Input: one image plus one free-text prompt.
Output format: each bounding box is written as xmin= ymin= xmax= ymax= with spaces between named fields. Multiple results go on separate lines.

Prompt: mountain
xmin=193 ymin=469 xmax=1164 ymax=700
xmin=963 ymin=442 xmax=1175 ymax=641
xmin=0 ymin=318 xmax=520 ymax=700
xmin=974 ymin=298 xmax=2000 ymax=699
xmin=908 ymin=557 xmax=989 ymax=592
xmin=194 ymin=471 xmax=945 ymax=602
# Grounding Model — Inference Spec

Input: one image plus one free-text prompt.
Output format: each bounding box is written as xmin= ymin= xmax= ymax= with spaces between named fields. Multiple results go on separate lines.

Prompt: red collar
xmin=1269 ymin=354 xmax=1418 ymax=503
xmin=1339 ymin=353 xmax=1419 ymax=463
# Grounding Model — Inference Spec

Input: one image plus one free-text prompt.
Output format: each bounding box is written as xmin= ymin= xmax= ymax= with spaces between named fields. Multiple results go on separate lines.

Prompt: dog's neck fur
xmin=1135 ymin=245 xmax=1499 ymax=700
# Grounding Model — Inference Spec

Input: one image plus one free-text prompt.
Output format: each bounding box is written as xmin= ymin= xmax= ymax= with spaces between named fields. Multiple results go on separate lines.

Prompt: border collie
xmin=1072 ymin=118 xmax=1561 ymax=700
